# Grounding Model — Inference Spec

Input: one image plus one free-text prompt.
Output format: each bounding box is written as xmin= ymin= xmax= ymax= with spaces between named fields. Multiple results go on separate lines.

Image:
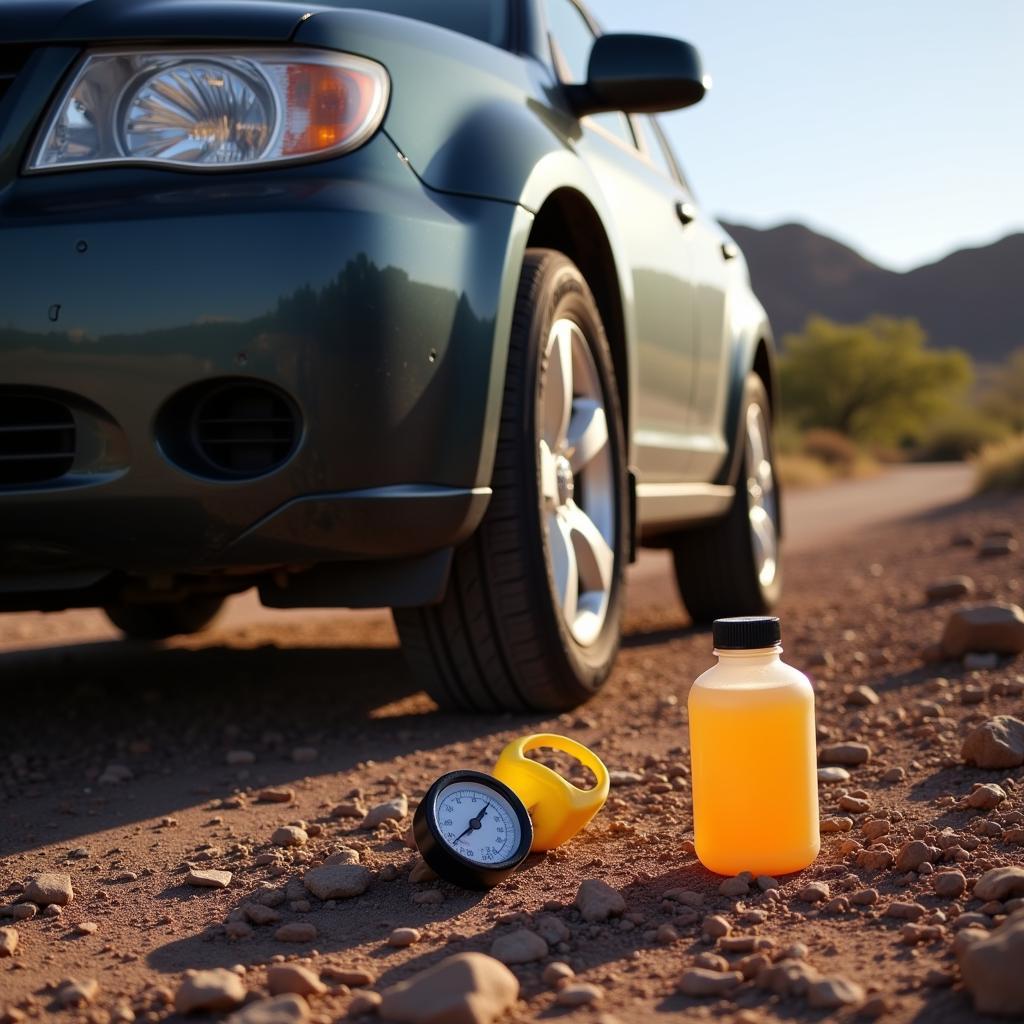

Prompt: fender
xmin=296 ymin=8 xmax=638 ymax=463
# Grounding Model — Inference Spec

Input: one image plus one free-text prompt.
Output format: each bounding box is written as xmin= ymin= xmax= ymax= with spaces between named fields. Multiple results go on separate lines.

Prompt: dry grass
xmin=974 ymin=434 xmax=1024 ymax=493
xmin=777 ymin=450 xmax=880 ymax=490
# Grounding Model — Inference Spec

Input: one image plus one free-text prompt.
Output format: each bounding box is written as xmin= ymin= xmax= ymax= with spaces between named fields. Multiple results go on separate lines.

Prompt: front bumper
xmin=0 ymin=129 xmax=529 ymax=591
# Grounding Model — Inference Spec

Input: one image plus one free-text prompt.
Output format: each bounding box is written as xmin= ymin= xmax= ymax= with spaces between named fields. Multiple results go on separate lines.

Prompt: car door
xmin=646 ymin=118 xmax=734 ymax=482
xmin=541 ymin=0 xmax=698 ymax=484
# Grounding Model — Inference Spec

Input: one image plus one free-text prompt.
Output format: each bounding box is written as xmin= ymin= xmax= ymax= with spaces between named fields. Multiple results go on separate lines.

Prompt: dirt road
xmin=3 ymin=461 xmax=1023 ymax=1024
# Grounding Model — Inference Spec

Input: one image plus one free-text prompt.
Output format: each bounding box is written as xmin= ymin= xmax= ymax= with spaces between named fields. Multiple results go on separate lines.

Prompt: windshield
xmin=321 ymin=1 xmax=509 ymax=47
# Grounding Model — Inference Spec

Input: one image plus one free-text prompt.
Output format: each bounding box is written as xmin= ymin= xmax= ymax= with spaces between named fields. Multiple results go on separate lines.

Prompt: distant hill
xmin=720 ymin=221 xmax=1023 ymax=362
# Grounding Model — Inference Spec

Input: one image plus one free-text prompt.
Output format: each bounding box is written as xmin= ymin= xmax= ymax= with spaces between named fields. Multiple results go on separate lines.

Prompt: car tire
xmin=671 ymin=373 xmax=782 ymax=623
xmin=394 ymin=249 xmax=629 ymax=712
xmin=104 ymin=596 xmax=225 ymax=640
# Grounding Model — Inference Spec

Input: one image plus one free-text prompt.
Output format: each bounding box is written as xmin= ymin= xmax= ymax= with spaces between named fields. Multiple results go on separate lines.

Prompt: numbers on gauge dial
xmin=435 ymin=780 xmax=521 ymax=865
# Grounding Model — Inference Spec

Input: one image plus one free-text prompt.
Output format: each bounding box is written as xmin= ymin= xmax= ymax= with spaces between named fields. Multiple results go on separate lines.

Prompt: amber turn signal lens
xmin=282 ymin=64 xmax=379 ymax=157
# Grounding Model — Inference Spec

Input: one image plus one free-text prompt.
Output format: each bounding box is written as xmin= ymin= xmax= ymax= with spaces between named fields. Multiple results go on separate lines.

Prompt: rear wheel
xmin=104 ymin=595 xmax=225 ymax=640
xmin=672 ymin=374 xmax=782 ymax=622
xmin=394 ymin=249 xmax=628 ymax=712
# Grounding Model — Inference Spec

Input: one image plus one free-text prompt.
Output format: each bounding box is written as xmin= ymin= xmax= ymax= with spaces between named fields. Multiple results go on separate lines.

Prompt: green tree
xmin=779 ymin=316 xmax=972 ymax=445
xmin=981 ymin=347 xmax=1024 ymax=432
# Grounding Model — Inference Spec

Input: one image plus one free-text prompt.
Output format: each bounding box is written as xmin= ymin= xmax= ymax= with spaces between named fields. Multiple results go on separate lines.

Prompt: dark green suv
xmin=0 ymin=0 xmax=781 ymax=711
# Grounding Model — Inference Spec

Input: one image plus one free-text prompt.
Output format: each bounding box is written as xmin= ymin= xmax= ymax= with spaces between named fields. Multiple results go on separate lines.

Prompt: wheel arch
xmin=525 ymin=187 xmax=633 ymax=451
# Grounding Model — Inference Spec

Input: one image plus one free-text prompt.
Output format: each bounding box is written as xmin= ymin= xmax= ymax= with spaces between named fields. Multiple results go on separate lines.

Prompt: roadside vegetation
xmin=775 ymin=316 xmax=1024 ymax=489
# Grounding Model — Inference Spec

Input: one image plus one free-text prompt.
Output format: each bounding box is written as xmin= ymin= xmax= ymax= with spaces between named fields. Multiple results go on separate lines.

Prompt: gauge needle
xmin=453 ymin=803 xmax=491 ymax=843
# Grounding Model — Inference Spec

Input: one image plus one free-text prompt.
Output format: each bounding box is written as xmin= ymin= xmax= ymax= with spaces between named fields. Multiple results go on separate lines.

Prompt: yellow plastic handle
xmin=492 ymin=733 xmax=609 ymax=851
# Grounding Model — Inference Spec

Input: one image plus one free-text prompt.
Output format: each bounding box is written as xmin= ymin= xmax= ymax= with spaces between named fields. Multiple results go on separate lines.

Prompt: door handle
xmin=676 ymin=201 xmax=696 ymax=226
xmin=721 ymin=241 xmax=739 ymax=261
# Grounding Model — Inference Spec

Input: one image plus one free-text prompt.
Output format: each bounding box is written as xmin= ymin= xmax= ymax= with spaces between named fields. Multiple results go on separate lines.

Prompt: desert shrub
xmin=776 ymin=453 xmax=833 ymax=489
xmin=914 ymin=409 xmax=1010 ymax=462
xmin=801 ymin=428 xmax=860 ymax=468
xmin=975 ymin=435 xmax=1024 ymax=493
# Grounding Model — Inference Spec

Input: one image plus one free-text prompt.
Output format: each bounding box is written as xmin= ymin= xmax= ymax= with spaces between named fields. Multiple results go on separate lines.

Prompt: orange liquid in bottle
xmin=688 ymin=620 xmax=819 ymax=877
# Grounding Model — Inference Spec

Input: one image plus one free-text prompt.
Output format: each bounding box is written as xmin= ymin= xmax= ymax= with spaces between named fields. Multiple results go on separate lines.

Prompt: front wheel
xmin=104 ymin=595 xmax=226 ymax=640
xmin=672 ymin=374 xmax=782 ymax=623
xmin=394 ymin=249 xmax=629 ymax=712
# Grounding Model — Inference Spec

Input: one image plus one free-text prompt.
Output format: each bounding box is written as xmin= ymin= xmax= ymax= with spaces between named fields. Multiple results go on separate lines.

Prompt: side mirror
xmin=567 ymin=34 xmax=709 ymax=116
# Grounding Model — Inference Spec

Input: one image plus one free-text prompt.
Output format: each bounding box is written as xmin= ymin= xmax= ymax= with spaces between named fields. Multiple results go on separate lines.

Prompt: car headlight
xmin=27 ymin=48 xmax=390 ymax=172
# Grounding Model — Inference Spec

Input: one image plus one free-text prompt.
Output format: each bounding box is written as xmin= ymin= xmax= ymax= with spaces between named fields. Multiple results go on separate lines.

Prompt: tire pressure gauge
xmin=413 ymin=770 xmax=534 ymax=890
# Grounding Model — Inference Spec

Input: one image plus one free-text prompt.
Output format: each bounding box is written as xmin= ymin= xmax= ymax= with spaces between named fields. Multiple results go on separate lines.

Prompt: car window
xmin=650 ymin=116 xmax=695 ymax=196
xmin=634 ymin=115 xmax=678 ymax=183
xmin=543 ymin=0 xmax=637 ymax=148
xmin=321 ymin=1 xmax=508 ymax=47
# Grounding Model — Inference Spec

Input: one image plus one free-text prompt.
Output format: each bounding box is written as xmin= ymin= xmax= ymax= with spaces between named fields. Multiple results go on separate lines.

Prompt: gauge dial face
xmin=434 ymin=779 xmax=522 ymax=866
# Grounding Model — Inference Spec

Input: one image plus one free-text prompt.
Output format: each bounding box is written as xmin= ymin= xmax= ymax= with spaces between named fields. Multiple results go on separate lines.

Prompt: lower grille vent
xmin=193 ymin=383 xmax=298 ymax=477
xmin=0 ymin=394 xmax=76 ymax=485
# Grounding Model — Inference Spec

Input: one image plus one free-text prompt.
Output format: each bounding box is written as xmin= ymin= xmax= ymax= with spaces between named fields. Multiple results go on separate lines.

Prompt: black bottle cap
xmin=713 ymin=616 xmax=781 ymax=650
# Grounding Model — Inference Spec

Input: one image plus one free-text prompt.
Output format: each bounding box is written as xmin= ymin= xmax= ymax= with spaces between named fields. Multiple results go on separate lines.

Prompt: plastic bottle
xmin=688 ymin=616 xmax=819 ymax=877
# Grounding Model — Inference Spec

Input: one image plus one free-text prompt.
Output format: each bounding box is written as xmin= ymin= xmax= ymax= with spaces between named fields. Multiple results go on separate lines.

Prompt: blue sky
xmin=586 ymin=0 xmax=1024 ymax=271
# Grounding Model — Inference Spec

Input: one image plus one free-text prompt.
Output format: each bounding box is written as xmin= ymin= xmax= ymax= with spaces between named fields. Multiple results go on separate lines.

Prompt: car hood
xmin=0 ymin=0 xmax=314 ymax=45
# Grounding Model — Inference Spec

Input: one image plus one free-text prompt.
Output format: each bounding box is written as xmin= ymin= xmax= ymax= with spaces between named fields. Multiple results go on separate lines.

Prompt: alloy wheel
xmin=745 ymin=402 xmax=779 ymax=589
xmin=537 ymin=318 xmax=617 ymax=647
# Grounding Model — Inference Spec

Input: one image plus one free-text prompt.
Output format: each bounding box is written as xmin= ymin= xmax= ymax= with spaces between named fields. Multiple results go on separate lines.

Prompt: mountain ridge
xmin=720 ymin=220 xmax=1023 ymax=361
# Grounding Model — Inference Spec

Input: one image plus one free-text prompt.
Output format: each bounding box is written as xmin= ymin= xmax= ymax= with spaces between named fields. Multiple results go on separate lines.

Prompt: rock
xmin=321 ymin=966 xmax=375 ymax=987
xmin=489 ymin=929 xmax=547 ymax=965
xmin=819 ymin=742 xmax=871 ymax=765
xmin=75 ymin=921 xmax=99 ymax=935
xmin=846 ymin=685 xmax=879 ymax=706
xmin=965 ymin=783 xmax=1007 ymax=809
xmin=57 ymin=979 xmax=98 ymax=1008
xmin=244 ymin=903 xmax=282 ymax=925
xmin=719 ymin=875 xmax=751 ymax=897
xmin=409 ymin=858 xmax=438 ymax=884
xmin=271 ymin=826 xmax=308 ymax=847
xmin=980 ymin=536 xmax=1019 ymax=558
xmin=329 ymin=802 xmax=366 ymax=819
xmin=258 ymin=789 xmax=295 ymax=804
xmin=820 ymin=816 xmax=853 ymax=833
xmin=881 ymin=766 xmax=906 ymax=783
xmin=535 ymin=914 xmax=570 ymax=944
xmin=817 ymin=767 xmax=850 ymax=783
xmin=677 ymin=968 xmax=742 ymax=997
xmin=175 ymin=969 xmax=247 ymax=1013
xmin=267 ymin=964 xmax=326 ymax=997
xmin=940 ymin=603 xmax=1024 ymax=659
xmin=974 ymin=867 xmax=1024 ymax=902
xmin=388 ymin=927 xmax=421 ymax=948
xmin=797 ymin=882 xmax=830 ymax=903
xmin=98 ymin=763 xmax=133 ymax=784
xmin=850 ymin=888 xmax=879 ymax=905
xmin=543 ymin=962 xmax=575 ymax=988
xmin=378 ymin=953 xmax=518 ymax=1024
xmin=926 ymin=576 xmax=975 ymax=603
xmin=609 ymin=770 xmax=643 ymax=786
xmin=933 ymin=871 xmax=967 ymax=898
xmin=360 ymin=795 xmax=408 ymax=830
xmin=838 ymin=795 xmax=871 ymax=814
xmin=348 ymin=991 xmax=383 ymax=1016
xmin=324 ymin=848 xmax=361 ymax=866
xmin=227 ymin=995 xmax=310 ymax=1024
xmin=895 ymin=840 xmax=933 ymax=871
xmin=188 ymin=869 xmax=232 ymax=889
xmin=756 ymin=960 xmax=820 ymax=997
xmin=275 ymin=923 xmax=317 ymax=943
xmin=555 ymin=983 xmax=603 ymax=1007
xmin=303 ymin=865 xmax=371 ymax=901
xmin=702 ymin=915 xmax=731 ymax=939
xmin=862 ymin=819 xmax=890 ymax=841
xmin=806 ymin=976 xmax=864 ymax=1009
xmin=962 ymin=717 xmax=1024 ymax=769
xmin=957 ymin=914 xmax=1024 ymax=1016
xmin=884 ymin=901 xmax=926 ymax=922
xmin=0 ymin=927 xmax=18 ymax=957
xmin=24 ymin=873 xmax=73 ymax=906
xmin=574 ymin=879 xmax=625 ymax=922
